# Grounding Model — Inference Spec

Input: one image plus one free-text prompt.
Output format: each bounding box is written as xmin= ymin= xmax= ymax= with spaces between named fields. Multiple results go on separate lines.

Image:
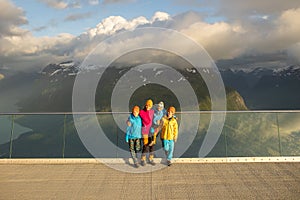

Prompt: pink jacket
xmin=139 ymin=109 xmax=154 ymax=135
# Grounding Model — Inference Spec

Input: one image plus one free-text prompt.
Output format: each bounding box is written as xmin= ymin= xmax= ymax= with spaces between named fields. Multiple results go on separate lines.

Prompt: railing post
xmin=276 ymin=113 xmax=282 ymax=156
xmin=116 ymin=121 xmax=118 ymax=159
xmin=62 ymin=114 xmax=67 ymax=158
xmin=224 ymin=127 xmax=228 ymax=157
xmin=9 ymin=115 xmax=15 ymax=158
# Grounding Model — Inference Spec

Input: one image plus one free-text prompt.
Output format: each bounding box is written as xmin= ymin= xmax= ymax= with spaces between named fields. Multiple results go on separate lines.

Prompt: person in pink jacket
xmin=139 ymin=99 xmax=155 ymax=166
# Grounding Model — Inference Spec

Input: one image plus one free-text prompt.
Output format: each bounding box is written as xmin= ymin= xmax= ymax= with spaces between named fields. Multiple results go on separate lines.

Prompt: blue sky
xmin=1 ymin=0 xmax=300 ymax=70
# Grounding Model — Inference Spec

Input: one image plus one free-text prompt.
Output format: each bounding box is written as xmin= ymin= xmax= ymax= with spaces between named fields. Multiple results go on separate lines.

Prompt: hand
xmin=125 ymin=135 xmax=129 ymax=143
xmin=126 ymin=120 xmax=131 ymax=126
xmin=174 ymin=138 xmax=177 ymax=143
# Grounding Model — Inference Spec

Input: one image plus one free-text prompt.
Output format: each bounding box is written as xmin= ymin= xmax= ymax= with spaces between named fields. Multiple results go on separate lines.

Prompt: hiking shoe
xmin=167 ymin=160 xmax=172 ymax=166
xmin=149 ymin=159 xmax=156 ymax=166
xmin=141 ymin=160 xmax=146 ymax=166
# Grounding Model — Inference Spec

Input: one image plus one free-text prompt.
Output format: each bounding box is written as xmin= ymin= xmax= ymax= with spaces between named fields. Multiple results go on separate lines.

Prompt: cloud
xmin=287 ymin=43 xmax=300 ymax=64
xmin=32 ymin=26 xmax=48 ymax=32
xmin=214 ymin=0 xmax=300 ymax=17
xmin=64 ymin=12 xmax=93 ymax=21
xmin=85 ymin=12 xmax=169 ymax=37
xmin=88 ymin=0 xmax=99 ymax=5
xmin=176 ymin=0 xmax=300 ymax=21
xmin=68 ymin=1 xmax=82 ymax=8
xmin=102 ymin=0 xmax=136 ymax=4
xmin=3 ymin=8 xmax=300 ymax=71
xmin=181 ymin=21 xmax=246 ymax=60
xmin=0 ymin=0 xmax=28 ymax=36
xmin=38 ymin=0 xmax=69 ymax=9
xmin=0 ymin=32 xmax=75 ymax=70
xmin=178 ymin=8 xmax=300 ymax=61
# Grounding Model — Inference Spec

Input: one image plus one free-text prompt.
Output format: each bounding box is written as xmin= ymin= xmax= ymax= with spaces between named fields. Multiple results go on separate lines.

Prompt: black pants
xmin=142 ymin=135 xmax=154 ymax=157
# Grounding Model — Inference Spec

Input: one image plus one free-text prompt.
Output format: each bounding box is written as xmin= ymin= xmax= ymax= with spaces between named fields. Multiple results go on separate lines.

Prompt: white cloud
xmin=151 ymin=11 xmax=171 ymax=22
xmin=186 ymin=0 xmax=300 ymax=21
xmin=64 ymin=12 xmax=93 ymax=21
xmin=103 ymin=0 xmax=136 ymax=4
xmin=86 ymin=12 xmax=170 ymax=37
xmin=88 ymin=0 xmax=99 ymax=5
xmin=38 ymin=0 xmax=69 ymax=9
xmin=287 ymin=43 xmax=300 ymax=63
xmin=0 ymin=0 xmax=28 ymax=36
xmin=3 ymin=8 xmax=300 ymax=71
xmin=0 ymin=32 xmax=75 ymax=70
xmin=181 ymin=21 xmax=246 ymax=60
xmin=68 ymin=1 xmax=82 ymax=8
xmin=220 ymin=0 xmax=300 ymax=15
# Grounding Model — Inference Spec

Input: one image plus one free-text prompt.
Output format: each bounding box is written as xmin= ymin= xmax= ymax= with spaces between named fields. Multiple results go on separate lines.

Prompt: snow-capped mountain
xmin=220 ymin=65 xmax=300 ymax=109
xmin=40 ymin=61 xmax=79 ymax=77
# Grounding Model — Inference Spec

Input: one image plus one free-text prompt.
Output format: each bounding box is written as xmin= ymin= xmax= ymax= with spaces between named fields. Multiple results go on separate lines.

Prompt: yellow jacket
xmin=160 ymin=116 xmax=178 ymax=141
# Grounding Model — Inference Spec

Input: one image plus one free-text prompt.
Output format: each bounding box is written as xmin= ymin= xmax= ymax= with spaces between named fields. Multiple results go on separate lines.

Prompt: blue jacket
xmin=126 ymin=114 xmax=142 ymax=142
xmin=152 ymin=106 xmax=166 ymax=126
xmin=149 ymin=106 xmax=166 ymax=134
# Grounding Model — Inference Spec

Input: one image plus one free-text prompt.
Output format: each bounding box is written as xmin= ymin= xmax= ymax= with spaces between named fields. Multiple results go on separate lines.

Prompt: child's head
xmin=157 ymin=101 xmax=164 ymax=111
xmin=132 ymin=106 xmax=140 ymax=117
xmin=145 ymin=99 xmax=153 ymax=110
xmin=167 ymin=106 xmax=176 ymax=117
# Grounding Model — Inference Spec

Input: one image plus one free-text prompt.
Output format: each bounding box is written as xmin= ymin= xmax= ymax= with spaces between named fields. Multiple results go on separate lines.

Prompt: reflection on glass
xmin=10 ymin=115 xmax=64 ymax=158
xmin=1 ymin=112 xmax=300 ymax=158
xmin=64 ymin=115 xmax=92 ymax=158
xmin=0 ymin=115 xmax=12 ymax=158
xmin=277 ymin=113 xmax=300 ymax=156
xmin=224 ymin=113 xmax=279 ymax=157
xmin=0 ymin=115 xmax=33 ymax=158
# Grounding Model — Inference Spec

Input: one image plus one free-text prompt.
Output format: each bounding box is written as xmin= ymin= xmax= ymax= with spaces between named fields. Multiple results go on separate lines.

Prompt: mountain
xmin=3 ymin=61 xmax=300 ymax=158
xmin=220 ymin=65 xmax=300 ymax=110
xmin=15 ymin=60 xmax=248 ymax=112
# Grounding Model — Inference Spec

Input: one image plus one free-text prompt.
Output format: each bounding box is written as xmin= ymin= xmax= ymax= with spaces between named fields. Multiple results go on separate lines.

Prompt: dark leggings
xmin=142 ymin=136 xmax=154 ymax=157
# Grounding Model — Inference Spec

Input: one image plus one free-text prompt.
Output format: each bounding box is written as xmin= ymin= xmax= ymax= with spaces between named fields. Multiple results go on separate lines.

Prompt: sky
xmin=1 ymin=0 xmax=300 ymax=71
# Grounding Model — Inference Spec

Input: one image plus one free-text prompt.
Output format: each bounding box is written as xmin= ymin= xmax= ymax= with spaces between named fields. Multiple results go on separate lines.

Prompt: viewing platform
xmin=1 ymin=111 xmax=300 ymax=199
xmin=0 ymin=158 xmax=299 ymax=199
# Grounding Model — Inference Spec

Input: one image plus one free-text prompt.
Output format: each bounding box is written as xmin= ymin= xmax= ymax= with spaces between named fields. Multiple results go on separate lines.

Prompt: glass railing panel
xmin=97 ymin=113 xmax=119 ymax=158
xmin=224 ymin=112 xmax=280 ymax=157
xmin=0 ymin=115 xmax=13 ymax=158
xmin=116 ymin=115 xmax=129 ymax=159
xmin=1 ymin=115 xmax=34 ymax=158
xmin=1 ymin=111 xmax=300 ymax=159
xmin=10 ymin=114 xmax=64 ymax=158
xmin=277 ymin=112 xmax=300 ymax=156
xmin=63 ymin=114 xmax=92 ymax=158
xmin=180 ymin=113 xmax=227 ymax=158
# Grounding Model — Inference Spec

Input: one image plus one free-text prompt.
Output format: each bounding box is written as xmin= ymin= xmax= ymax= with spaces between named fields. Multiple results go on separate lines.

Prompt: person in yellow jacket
xmin=159 ymin=106 xmax=178 ymax=166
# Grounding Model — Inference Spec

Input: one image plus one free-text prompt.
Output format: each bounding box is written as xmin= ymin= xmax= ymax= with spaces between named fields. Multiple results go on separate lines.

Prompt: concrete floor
xmin=0 ymin=161 xmax=299 ymax=199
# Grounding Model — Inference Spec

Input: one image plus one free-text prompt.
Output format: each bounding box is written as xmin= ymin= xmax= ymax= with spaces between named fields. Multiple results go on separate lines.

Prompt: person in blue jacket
xmin=126 ymin=105 xmax=142 ymax=168
xmin=149 ymin=101 xmax=166 ymax=146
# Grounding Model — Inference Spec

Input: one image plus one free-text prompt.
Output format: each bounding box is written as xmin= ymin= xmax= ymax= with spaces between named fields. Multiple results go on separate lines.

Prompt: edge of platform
xmin=0 ymin=157 xmax=300 ymax=164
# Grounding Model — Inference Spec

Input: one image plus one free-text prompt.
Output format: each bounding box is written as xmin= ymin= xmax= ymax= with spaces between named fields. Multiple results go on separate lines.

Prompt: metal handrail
xmin=1 ymin=110 xmax=300 ymax=115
